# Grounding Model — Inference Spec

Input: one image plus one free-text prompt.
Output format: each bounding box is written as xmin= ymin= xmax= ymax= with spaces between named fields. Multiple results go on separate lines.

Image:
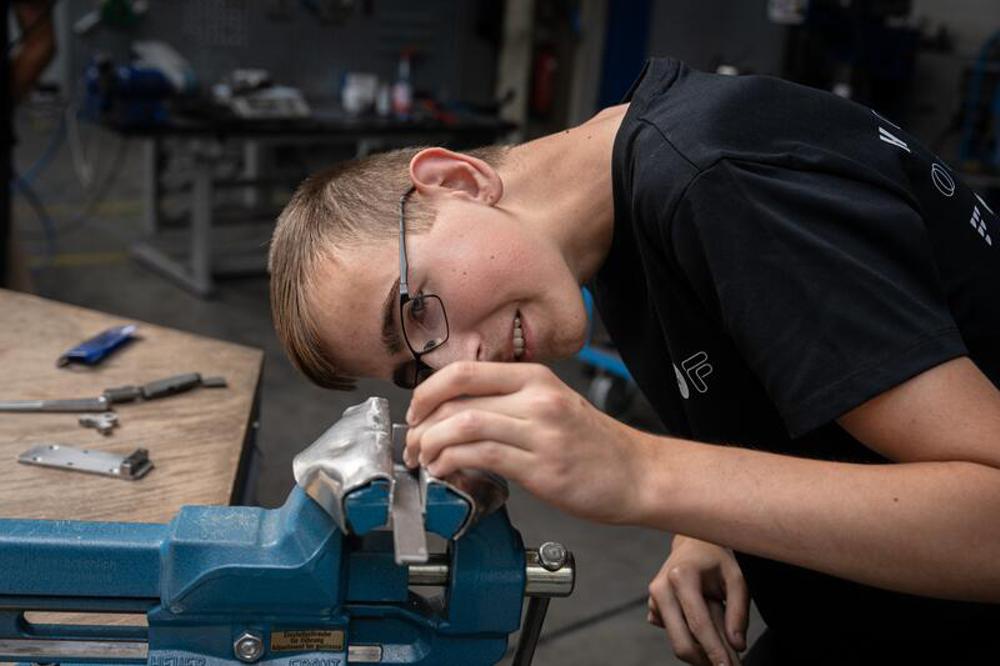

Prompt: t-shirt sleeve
xmin=670 ymin=159 xmax=968 ymax=437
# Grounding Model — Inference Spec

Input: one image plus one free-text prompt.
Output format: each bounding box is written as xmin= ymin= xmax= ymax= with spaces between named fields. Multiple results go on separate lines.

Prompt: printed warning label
xmin=270 ymin=629 xmax=346 ymax=652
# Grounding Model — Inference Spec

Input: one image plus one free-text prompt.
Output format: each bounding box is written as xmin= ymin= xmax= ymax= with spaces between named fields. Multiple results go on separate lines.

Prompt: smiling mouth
xmin=513 ymin=312 xmax=525 ymax=360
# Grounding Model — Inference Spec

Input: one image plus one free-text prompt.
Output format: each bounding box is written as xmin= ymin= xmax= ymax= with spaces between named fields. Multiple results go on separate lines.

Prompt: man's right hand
xmin=647 ymin=535 xmax=749 ymax=666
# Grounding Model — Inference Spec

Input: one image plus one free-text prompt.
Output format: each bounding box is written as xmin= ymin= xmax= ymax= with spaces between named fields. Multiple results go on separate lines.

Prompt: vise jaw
xmin=292 ymin=397 xmax=509 ymax=564
xmin=0 ymin=397 xmax=575 ymax=666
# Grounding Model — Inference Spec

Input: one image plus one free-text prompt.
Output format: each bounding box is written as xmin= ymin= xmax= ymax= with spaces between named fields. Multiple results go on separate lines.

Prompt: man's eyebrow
xmin=382 ymin=277 xmax=405 ymax=356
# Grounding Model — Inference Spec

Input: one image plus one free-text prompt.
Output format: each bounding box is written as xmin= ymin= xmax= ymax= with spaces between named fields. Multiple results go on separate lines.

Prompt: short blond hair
xmin=269 ymin=145 xmax=508 ymax=389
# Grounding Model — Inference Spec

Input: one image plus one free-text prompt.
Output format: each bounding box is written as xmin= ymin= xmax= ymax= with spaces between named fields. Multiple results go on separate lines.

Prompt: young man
xmin=269 ymin=58 xmax=1000 ymax=665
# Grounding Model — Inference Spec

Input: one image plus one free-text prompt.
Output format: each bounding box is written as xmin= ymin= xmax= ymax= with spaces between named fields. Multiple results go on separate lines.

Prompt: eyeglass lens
xmin=402 ymin=294 xmax=447 ymax=353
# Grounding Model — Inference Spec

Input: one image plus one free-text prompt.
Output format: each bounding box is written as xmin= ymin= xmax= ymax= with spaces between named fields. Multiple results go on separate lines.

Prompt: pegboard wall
xmin=62 ymin=0 xmax=500 ymax=106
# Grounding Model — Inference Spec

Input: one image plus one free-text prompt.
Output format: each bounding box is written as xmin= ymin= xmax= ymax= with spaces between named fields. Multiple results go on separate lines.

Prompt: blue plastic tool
xmin=57 ymin=324 xmax=137 ymax=367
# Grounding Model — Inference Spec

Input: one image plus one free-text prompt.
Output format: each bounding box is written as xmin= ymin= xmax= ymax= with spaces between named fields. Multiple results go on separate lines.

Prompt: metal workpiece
xmin=420 ymin=466 xmax=509 ymax=539
xmin=292 ymin=397 xmax=394 ymax=534
xmin=392 ymin=467 xmax=429 ymax=565
xmin=17 ymin=444 xmax=153 ymax=480
xmin=406 ymin=547 xmax=576 ymax=598
xmin=295 ymin=400 xmax=507 ymax=539
xmin=394 ymin=422 xmax=508 ymax=539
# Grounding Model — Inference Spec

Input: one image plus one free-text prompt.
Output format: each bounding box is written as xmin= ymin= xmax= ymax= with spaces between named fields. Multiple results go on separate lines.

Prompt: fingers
xmin=423 ymin=439 xmax=533 ymax=478
xmin=647 ymin=596 xmax=664 ymax=628
xmin=405 ymin=394 xmax=530 ymax=463
xmin=651 ymin=583 xmax=711 ymax=666
xmin=672 ymin=569 xmax=738 ymax=666
xmin=414 ymin=409 xmax=532 ymax=467
xmin=407 ymin=361 xmax=544 ymax=424
xmin=708 ymin=601 xmax=743 ymax=666
xmin=722 ymin=563 xmax=750 ymax=651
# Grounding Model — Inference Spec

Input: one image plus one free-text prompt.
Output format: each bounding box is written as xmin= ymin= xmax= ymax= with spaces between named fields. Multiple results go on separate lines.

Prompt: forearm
xmin=634 ymin=433 xmax=1000 ymax=602
xmin=12 ymin=36 xmax=56 ymax=102
xmin=11 ymin=2 xmax=55 ymax=103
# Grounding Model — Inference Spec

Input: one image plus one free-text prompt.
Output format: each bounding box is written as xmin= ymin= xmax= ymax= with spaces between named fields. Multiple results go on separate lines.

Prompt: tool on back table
xmin=0 ymin=372 xmax=227 ymax=413
xmin=102 ymin=372 xmax=227 ymax=403
xmin=0 ymin=397 xmax=574 ymax=665
xmin=56 ymin=324 xmax=138 ymax=367
xmin=0 ymin=395 xmax=109 ymax=413
xmin=79 ymin=412 xmax=119 ymax=435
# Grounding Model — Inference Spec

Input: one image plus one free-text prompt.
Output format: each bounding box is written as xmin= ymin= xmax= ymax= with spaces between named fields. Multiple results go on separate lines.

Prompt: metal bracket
xmin=18 ymin=444 xmax=154 ymax=480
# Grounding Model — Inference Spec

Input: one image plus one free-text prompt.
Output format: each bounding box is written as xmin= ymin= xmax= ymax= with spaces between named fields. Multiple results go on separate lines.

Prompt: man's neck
xmin=499 ymin=105 xmax=628 ymax=284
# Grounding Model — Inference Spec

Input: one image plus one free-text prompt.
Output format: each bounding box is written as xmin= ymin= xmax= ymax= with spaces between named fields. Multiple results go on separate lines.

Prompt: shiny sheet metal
xmin=391 ymin=467 xmax=429 ymax=564
xmin=419 ymin=466 xmax=508 ymax=539
xmin=393 ymin=423 xmax=508 ymax=538
xmin=292 ymin=397 xmax=394 ymax=533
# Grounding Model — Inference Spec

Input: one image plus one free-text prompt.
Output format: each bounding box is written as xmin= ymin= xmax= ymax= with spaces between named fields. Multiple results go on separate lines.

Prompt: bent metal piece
xmin=419 ymin=466 xmax=508 ymax=539
xmin=292 ymin=397 xmax=394 ymax=534
xmin=294 ymin=397 xmax=508 ymax=539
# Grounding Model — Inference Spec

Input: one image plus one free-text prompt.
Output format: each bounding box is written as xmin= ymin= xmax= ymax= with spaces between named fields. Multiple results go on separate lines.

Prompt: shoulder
xmin=628 ymin=61 xmax=874 ymax=173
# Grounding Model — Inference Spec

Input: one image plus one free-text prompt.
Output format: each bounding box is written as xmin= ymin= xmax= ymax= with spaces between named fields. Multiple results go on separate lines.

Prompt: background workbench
xmin=0 ymin=288 xmax=263 ymax=523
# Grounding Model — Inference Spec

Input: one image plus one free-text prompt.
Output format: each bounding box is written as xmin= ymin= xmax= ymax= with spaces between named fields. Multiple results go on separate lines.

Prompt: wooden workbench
xmin=0 ymin=289 xmax=264 ymax=523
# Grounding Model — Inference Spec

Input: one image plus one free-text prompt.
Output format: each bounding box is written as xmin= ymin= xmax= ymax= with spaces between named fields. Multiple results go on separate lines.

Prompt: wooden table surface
xmin=0 ymin=289 xmax=264 ymax=523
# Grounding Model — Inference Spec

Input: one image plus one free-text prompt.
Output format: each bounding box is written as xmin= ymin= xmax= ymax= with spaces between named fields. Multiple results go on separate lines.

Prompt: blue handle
xmin=57 ymin=324 xmax=137 ymax=367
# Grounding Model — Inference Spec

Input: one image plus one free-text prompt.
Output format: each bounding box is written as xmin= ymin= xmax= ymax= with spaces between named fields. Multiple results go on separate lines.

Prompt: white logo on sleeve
xmin=975 ymin=192 xmax=995 ymax=216
xmin=930 ymin=163 xmax=955 ymax=197
xmin=673 ymin=364 xmax=690 ymax=399
xmin=877 ymin=126 xmax=911 ymax=153
xmin=675 ymin=351 xmax=713 ymax=398
xmin=871 ymin=108 xmax=901 ymax=129
xmin=970 ymin=206 xmax=993 ymax=247
xmin=870 ymin=109 xmax=911 ymax=153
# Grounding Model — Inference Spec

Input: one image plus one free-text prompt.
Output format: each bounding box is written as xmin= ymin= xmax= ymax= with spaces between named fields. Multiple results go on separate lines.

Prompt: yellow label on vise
xmin=270 ymin=629 xmax=346 ymax=652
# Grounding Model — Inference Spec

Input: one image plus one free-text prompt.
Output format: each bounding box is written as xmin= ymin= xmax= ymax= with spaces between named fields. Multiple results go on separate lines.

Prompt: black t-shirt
xmin=596 ymin=58 xmax=1000 ymax=663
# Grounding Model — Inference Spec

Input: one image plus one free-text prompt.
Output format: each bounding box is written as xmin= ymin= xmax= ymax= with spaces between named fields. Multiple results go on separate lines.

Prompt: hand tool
xmin=0 ymin=373 xmax=227 ymax=414
xmin=57 ymin=323 xmax=138 ymax=367
xmin=79 ymin=412 xmax=119 ymax=435
xmin=0 ymin=395 xmax=109 ymax=413
xmin=0 ymin=397 xmax=574 ymax=665
xmin=103 ymin=372 xmax=227 ymax=404
xmin=17 ymin=443 xmax=152 ymax=480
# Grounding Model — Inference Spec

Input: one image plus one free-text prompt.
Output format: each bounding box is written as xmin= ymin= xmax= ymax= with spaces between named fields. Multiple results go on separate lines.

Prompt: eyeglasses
xmin=393 ymin=186 xmax=450 ymax=389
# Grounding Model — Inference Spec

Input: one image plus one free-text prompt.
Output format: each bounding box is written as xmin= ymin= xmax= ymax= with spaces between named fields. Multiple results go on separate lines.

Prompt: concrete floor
xmin=10 ymin=106 xmax=763 ymax=665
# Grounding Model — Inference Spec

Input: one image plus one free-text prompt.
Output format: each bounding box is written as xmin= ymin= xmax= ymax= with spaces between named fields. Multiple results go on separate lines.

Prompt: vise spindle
xmin=0 ymin=397 xmax=574 ymax=665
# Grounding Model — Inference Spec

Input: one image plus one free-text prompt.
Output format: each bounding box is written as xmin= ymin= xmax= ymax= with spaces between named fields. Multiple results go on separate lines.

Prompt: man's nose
xmin=424 ymin=331 xmax=482 ymax=368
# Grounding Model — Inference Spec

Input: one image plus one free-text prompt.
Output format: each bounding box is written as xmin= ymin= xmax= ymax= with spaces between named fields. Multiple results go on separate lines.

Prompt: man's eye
xmin=408 ymin=295 xmax=426 ymax=321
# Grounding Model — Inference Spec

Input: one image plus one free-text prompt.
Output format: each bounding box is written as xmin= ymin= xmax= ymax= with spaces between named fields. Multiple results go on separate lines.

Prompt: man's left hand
xmin=404 ymin=361 xmax=655 ymax=524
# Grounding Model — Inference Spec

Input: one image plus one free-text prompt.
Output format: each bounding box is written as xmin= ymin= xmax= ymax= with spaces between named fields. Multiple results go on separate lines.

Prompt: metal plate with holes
xmin=17 ymin=444 xmax=153 ymax=480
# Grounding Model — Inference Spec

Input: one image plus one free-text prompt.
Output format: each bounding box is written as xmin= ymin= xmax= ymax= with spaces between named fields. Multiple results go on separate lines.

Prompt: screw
xmin=538 ymin=541 xmax=568 ymax=572
xmin=233 ymin=632 xmax=264 ymax=663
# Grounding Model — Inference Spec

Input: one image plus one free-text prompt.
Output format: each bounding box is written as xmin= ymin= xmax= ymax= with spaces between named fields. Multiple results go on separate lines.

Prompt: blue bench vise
xmin=0 ymin=398 xmax=575 ymax=665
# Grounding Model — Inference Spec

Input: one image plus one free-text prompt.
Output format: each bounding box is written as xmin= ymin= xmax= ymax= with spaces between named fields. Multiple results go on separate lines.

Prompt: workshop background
xmin=4 ymin=0 xmax=1000 ymax=664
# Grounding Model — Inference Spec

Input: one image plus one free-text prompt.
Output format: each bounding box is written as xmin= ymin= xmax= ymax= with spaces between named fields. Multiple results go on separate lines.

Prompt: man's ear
xmin=409 ymin=147 xmax=503 ymax=205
